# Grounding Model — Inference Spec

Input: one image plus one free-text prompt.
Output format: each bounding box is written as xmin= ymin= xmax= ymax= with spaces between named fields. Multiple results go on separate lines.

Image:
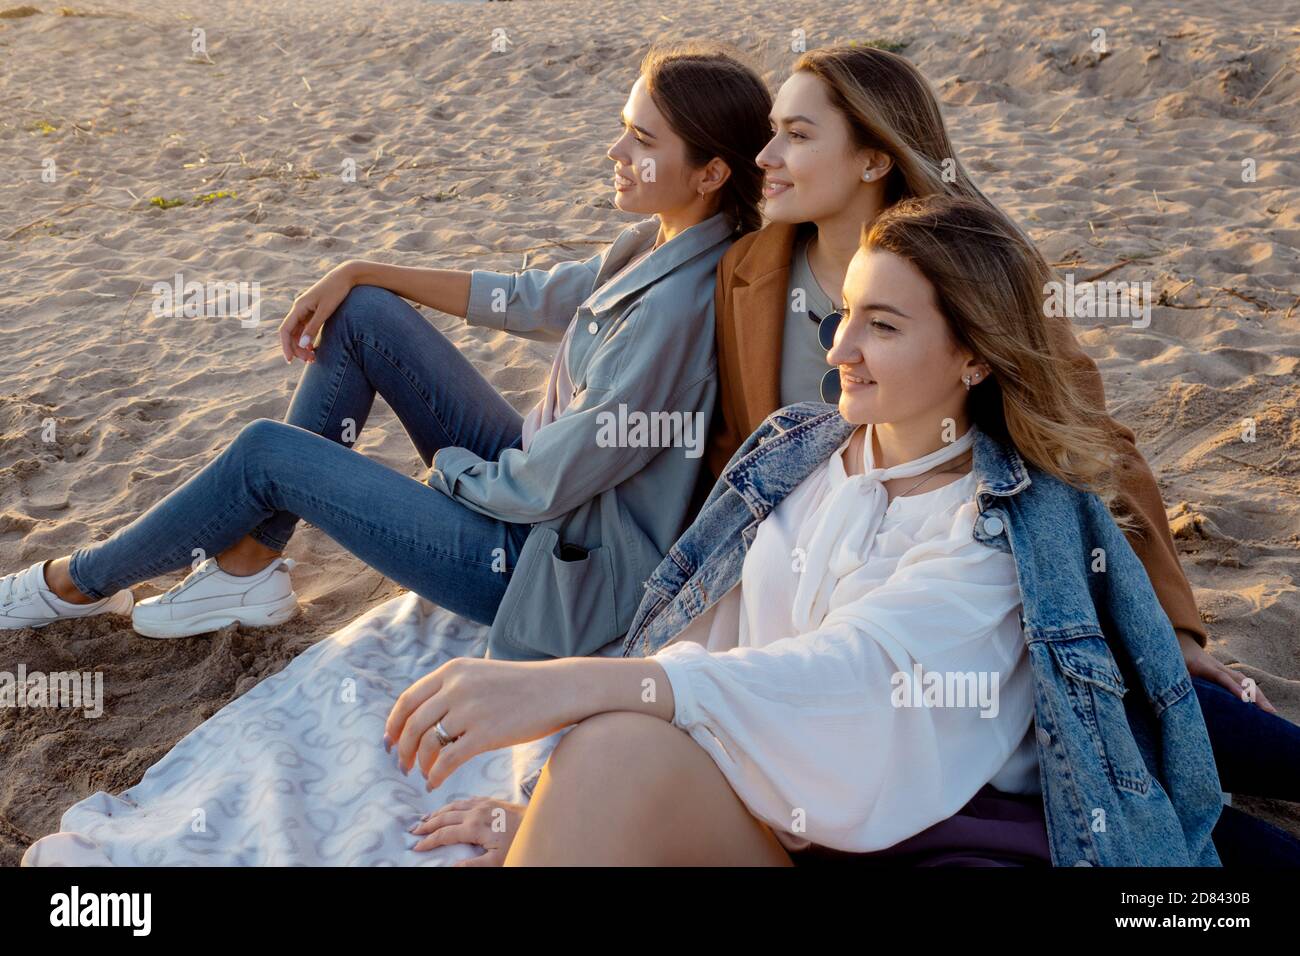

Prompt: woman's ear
xmin=696 ymin=156 xmax=731 ymax=196
xmin=962 ymin=357 xmax=992 ymax=386
xmin=860 ymin=148 xmax=894 ymax=183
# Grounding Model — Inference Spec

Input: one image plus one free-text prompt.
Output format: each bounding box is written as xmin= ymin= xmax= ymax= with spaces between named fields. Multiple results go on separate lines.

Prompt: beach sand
xmin=0 ymin=0 xmax=1297 ymax=864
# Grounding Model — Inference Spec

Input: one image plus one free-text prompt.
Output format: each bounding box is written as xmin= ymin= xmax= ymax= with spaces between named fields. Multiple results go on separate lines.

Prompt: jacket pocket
xmin=493 ymin=526 xmax=619 ymax=660
xmin=1048 ymin=633 xmax=1153 ymax=796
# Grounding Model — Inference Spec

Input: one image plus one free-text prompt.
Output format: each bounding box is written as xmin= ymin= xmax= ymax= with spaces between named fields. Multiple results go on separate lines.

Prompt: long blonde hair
xmin=793 ymin=45 xmax=991 ymax=209
xmin=863 ymin=196 xmax=1132 ymax=525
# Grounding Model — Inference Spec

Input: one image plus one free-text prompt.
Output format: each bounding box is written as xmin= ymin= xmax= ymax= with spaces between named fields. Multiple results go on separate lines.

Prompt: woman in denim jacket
xmin=386 ymin=196 xmax=1224 ymax=866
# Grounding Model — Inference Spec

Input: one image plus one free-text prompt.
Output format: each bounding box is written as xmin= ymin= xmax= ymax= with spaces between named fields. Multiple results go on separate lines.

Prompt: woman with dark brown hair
xmin=2 ymin=43 xmax=773 ymax=667
xmin=20 ymin=42 xmax=784 ymax=868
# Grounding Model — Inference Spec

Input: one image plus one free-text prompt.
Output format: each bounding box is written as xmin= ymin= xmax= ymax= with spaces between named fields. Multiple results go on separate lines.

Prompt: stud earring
xmin=862 ymin=170 xmax=873 ymax=181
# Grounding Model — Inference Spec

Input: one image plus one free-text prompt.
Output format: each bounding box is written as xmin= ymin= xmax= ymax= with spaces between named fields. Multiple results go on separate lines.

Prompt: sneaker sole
xmin=131 ymin=596 xmax=299 ymax=639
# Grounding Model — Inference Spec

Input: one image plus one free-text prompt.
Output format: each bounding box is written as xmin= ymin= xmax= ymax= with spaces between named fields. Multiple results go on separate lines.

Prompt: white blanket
xmin=22 ymin=593 xmax=604 ymax=866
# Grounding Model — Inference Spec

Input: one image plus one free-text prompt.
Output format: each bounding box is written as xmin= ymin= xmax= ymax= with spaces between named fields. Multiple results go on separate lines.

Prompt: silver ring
xmin=434 ymin=720 xmax=455 ymax=747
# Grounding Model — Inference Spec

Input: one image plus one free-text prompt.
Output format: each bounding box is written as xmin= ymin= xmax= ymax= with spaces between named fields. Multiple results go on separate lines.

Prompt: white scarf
xmin=790 ymin=422 xmax=978 ymax=632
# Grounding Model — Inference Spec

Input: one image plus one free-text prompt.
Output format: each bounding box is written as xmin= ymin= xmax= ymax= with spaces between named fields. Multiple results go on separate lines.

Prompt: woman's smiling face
xmin=606 ymin=75 xmax=700 ymax=216
xmin=757 ymin=71 xmax=876 ymax=224
xmin=828 ymin=246 xmax=985 ymax=431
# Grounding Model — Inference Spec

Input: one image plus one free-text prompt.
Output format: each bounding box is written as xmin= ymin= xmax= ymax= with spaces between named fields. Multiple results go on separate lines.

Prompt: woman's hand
xmin=278 ymin=261 xmax=358 ymax=364
xmin=409 ymin=796 xmax=526 ymax=866
xmin=384 ymin=657 xmax=583 ymax=792
xmin=1177 ymin=629 xmax=1276 ymax=714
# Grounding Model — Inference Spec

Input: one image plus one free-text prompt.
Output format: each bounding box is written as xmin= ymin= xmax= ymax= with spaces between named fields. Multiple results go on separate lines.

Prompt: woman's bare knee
xmin=514 ymin=712 xmax=792 ymax=866
xmin=547 ymin=712 xmax=662 ymax=786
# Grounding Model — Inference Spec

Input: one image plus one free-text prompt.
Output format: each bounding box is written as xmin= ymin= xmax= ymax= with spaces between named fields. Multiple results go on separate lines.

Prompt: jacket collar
xmin=722 ymin=403 xmax=1032 ymax=520
xmin=584 ymin=211 xmax=734 ymax=316
xmin=731 ymin=220 xmax=801 ymax=285
xmin=972 ymin=427 xmax=1032 ymax=502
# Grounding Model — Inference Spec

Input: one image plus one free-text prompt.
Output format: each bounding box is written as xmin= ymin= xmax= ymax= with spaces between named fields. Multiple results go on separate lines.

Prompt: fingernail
xmin=298 ymin=333 xmax=311 ymax=348
xmin=383 ymin=734 xmax=392 ymax=753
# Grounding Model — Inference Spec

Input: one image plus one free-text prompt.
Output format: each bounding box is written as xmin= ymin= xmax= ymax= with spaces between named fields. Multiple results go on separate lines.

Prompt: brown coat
xmin=705 ymin=222 xmax=1207 ymax=645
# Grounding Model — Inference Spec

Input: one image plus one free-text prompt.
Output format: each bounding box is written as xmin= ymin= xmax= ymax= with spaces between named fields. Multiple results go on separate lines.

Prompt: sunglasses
xmin=809 ymin=309 xmax=843 ymax=403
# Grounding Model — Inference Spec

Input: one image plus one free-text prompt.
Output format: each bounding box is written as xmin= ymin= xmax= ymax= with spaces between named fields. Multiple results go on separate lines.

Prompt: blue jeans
xmin=68 ymin=285 xmax=532 ymax=626
xmin=1195 ymin=677 xmax=1300 ymax=865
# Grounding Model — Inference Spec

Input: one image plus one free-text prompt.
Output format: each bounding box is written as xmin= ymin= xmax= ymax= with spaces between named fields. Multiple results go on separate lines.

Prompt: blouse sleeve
xmin=651 ymin=505 xmax=1034 ymax=853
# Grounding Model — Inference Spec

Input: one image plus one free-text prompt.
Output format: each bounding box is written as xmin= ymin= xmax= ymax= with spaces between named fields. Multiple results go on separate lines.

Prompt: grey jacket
xmin=425 ymin=212 xmax=736 ymax=660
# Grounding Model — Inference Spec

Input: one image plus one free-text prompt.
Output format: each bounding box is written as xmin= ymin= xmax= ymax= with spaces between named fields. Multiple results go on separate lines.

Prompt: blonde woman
xmin=385 ymin=196 xmax=1222 ymax=866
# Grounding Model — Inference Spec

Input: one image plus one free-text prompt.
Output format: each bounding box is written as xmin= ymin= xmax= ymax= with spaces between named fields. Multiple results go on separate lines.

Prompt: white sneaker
xmin=0 ymin=560 xmax=135 ymax=630
xmin=131 ymin=556 xmax=299 ymax=639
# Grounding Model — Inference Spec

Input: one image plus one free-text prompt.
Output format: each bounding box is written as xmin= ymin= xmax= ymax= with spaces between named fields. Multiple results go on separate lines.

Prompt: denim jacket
xmin=426 ymin=212 xmax=734 ymax=661
xmin=617 ymin=402 xmax=1223 ymax=866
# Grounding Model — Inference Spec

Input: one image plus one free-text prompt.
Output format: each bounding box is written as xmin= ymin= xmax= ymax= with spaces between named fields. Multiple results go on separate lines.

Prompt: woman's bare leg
xmin=213 ymin=535 xmax=282 ymax=576
xmin=43 ymin=535 xmax=280 ymax=604
xmin=505 ymin=711 xmax=794 ymax=866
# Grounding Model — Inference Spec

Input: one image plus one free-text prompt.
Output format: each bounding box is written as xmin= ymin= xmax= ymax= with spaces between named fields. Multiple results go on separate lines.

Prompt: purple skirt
xmin=788 ymin=785 xmax=1052 ymax=867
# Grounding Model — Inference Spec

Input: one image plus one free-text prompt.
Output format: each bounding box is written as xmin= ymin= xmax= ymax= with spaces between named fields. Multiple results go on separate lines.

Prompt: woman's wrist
xmin=330 ymin=260 xmax=471 ymax=318
xmin=337 ymin=258 xmax=366 ymax=285
xmin=548 ymin=657 xmax=675 ymax=725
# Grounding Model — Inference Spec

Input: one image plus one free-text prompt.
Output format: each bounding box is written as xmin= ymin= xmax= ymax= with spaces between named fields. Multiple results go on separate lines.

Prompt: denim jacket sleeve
xmin=427 ymin=291 xmax=716 ymax=523
xmin=464 ymin=251 xmax=604 ymax=343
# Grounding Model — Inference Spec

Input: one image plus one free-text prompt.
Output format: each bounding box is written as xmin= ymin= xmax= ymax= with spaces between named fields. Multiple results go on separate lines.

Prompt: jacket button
xmin=982 ymin=514 xmax=1005 ymax=537
xmin=587 ymin=321 xmax=599 ymax=334
xmin=1037 ymin=727 xmax=1051 ymax=746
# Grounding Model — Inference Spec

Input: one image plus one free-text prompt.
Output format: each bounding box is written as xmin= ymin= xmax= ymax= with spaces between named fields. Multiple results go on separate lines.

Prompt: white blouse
xmin=652 ymin=424 xmax=1039 ymax=853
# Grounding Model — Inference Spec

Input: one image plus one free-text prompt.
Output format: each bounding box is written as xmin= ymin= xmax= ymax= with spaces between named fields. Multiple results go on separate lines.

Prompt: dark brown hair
xmin=640 ymin=43 xmax=772 ymax=234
